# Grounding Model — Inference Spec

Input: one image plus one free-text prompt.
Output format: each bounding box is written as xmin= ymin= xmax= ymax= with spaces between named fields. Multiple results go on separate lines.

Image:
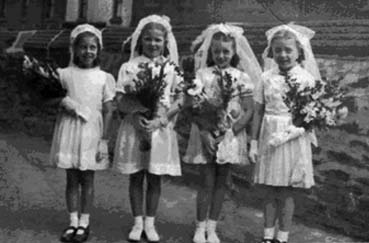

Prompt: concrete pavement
xmin=0 ymin=132 xmax=359 ymax=243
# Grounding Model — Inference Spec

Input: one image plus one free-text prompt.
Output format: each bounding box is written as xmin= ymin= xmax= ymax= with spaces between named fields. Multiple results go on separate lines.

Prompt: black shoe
xmin=60 ymin=226 xmax=77 ymax=242
xmin=73 ymin=226 xmax=90 ymax=243
xmin=261 ymin=239 xmax=276 ymax=243
xmin=274 ymin=240 xmax=287 ymax=243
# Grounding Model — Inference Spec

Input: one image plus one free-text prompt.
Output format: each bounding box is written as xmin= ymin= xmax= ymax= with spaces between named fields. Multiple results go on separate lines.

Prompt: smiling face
xmin=271 ymin=36 xmax=300 ymax=71
xmin=210 ymin=39 xmax=235 ymax=69
xmin=140 ymin=26 xmax=166 ymax=59
xmin=73 ymin=33 xmax=100 ymax=68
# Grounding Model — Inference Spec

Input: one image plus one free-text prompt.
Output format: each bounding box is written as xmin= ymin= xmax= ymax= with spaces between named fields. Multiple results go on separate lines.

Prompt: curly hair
xmin=206 ymin=31 xmax=240 ymax=68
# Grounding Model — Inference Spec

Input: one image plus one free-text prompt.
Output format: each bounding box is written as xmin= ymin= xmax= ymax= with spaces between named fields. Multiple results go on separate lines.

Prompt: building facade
xmin=1 ymin=0 xmax=369 ymax=30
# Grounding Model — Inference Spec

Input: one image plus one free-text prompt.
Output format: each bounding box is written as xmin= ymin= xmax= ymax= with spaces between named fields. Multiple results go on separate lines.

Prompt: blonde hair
xmin=267 ymin=29 xmax=305 ymax=63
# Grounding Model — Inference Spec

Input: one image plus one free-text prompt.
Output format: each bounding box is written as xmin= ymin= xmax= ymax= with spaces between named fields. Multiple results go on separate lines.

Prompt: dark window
xmin=79 ymin=0 xmax=88 ymax=19
xmin=179 ymin=0 xmax=193 ymax=8
xmin=113 ymin=0 xmax=123 ymax=17
xmin=143 ymin=0 xmax=159 ymax=8
xmin=0 ymin=0 xmax=5 ymax=18
xmin=44 ymin=0 xmax=55 ymax=19
xmin=21 ymin=0 xmax=30 ymax=18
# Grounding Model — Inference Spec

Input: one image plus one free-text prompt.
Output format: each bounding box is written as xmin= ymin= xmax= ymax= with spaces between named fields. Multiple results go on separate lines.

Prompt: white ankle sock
xmin=144 ymin=216 xmax=160 ymax=241
xmin=276 ymin=230 xmax=289 ymax=242
xmin=145 ymin=216 xmax=155 ymax=227
xmin=207 ymin=220 xmax=220 ymax=243
xmin=128 ymin=216 xmax=144 ymax=241
xmin=134 ymin=216 xmax=143 ymax=228
xmin=79 ymin=213 xmax=90 ymax=228
xmin=69 ymin=211 xmax=79 ymax=228
xmin=264 ymin=227 xmax=275 ymax=240
xmin=193 ymin=221 xmax=207 ymax=243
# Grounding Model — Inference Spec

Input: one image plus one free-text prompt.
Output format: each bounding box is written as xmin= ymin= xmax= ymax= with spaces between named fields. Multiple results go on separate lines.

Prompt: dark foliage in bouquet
xmin=124 ymin=60 xmax=183 ymax=151
xmin=189 ymin=69 xmax=236 ymax=138
xmin=22 ymin=55 xmax=66 ymax=101
xmin=283 ymin=74 xmax=348 ymax=131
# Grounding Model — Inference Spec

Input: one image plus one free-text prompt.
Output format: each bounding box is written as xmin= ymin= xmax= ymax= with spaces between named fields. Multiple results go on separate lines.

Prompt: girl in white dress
xmin=184 ymin=24 xmax=262 ymax=243
xmin=249 ymin=24 xmax=320 ymax=243
xmin=113 ymin=15 xmax=183 ymax=242
xmin=49 ymin=24 xmax=115 ymax=243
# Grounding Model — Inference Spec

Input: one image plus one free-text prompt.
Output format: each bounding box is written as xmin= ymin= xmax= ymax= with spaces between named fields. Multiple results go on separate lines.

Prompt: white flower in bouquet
xmin=301 ymin=102 xmax=318 ymax=123
xmin=321 ymin=97 xmax=341 ymax=108
xmin=325 ymin=111 xmax=336 ymax=126
xmin=148 ymin=62 xmax=162 ymax=78
xmin=23 ymin=55 xmax=33 ymax=70
xmin=187 ymin=78 xmax=204 ymax=96
xmin=125 ymin=62 xmax=141 ymax=75
xmin=337 ymin=106 xmax=348 ymax=120
xmin=227 ymin=100 xmax=241 ymax=121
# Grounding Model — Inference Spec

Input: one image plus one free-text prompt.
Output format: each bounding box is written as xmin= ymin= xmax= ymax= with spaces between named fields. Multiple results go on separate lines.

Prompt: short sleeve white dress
xmin=113 ymin=55 xmax=183 ymax=176
xmin=253 ymin=65 xmax=315 ymax=188
xmin=50 ymin=66 xmax=115 ymax=171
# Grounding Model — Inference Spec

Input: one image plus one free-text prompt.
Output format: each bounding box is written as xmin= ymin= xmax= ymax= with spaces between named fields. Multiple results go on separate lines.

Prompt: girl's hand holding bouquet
xmin=269 ymin=75 xmax=348 ymax=147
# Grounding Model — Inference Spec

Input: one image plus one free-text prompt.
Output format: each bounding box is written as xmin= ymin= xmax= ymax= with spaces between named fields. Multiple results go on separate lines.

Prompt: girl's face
xmin=74 ymin=35 xmax=98 ymax=68
xmin=271 ymin=37 xmax=299 ymax=71
xmin=210 ymin=39 xmax=235 ymax=69
xmin=141 ymin=28 xmax=165 ymax=59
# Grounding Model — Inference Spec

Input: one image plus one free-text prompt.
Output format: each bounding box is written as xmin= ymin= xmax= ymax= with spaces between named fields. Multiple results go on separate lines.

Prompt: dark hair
xmin=72 ymin=31 xmax=101 ymax=68
xmin=135 ymin=22 xmax=170 ymax=57
xmin=267 ymin=30 xmax=305 ymax=63
xmin=206 ymin=31 xmax=240 ymax=68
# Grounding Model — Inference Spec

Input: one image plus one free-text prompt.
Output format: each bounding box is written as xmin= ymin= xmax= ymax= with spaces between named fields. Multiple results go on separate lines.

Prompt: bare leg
xmin=196 ymin=164 xmax=216 ymax=221
xmin=208 ymin=164 xmax=231 ymax=220
xmin=146 ymin=172 xmax=161 ymax=217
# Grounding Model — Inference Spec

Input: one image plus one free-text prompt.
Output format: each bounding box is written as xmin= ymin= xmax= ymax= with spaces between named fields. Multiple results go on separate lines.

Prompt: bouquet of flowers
xmin=185 ymin=68 xmax=248 ymax=160
xmin=269 ymin=74 xmax=348 ymax=147
xmin=123 ymin=60 xmax=182 ymax=151
xmin=188 ymin=69 xmax=237 ymax=137
xmin=22 ymin=55 xmax=66 ymax=100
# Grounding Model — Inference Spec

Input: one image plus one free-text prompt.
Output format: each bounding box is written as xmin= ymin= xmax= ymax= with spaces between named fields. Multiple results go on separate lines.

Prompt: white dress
xmin=253 ymin=65 xmax=315 ymax=189
xmin=50 ymin=66 xmax=116 ymax=171
xmin=113 ymin=55 xmax=183 ymax=176
xmin=183 ymin=66 xmax=254 ymax=165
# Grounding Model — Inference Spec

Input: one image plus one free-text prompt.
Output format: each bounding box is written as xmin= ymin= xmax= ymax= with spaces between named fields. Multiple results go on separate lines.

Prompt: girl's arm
xmin=102 ymin=101 xmax=114 ymax=140
xmin=166 ymin=92 xmax=184 ymax=121
xmin=251 ymin=102 xmax=265 ymax=140
xmin=232 ymin=95 xmax=254 ymax=135
xmin=166 ymin=71 xmax=186 ymax=121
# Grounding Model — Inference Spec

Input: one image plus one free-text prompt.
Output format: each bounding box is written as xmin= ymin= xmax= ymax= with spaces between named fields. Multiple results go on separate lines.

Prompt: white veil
xmin=191 ymin=23 xmax=262 ymax=86
xmin=123 ymin=14 xmax=179 ymax=64
xmin=262 ymin=23 xmax=321 ymax=80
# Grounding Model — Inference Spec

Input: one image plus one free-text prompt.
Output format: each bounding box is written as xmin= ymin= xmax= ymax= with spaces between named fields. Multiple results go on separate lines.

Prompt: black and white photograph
xmin=0 ymin=0 xmax=368 ymax=242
